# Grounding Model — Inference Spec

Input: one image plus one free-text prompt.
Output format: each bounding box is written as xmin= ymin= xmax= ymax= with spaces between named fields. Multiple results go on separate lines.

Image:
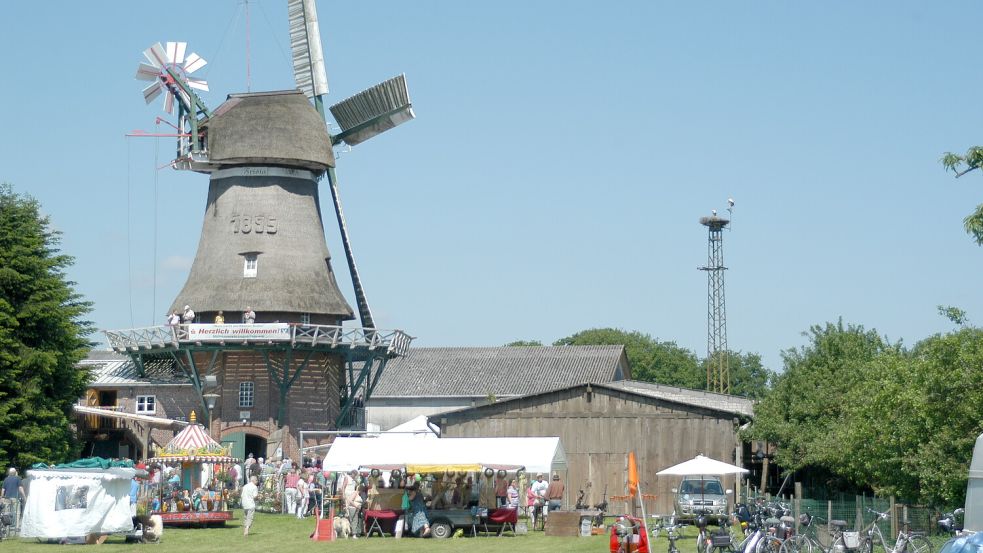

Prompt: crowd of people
xmin=129 ymin=449 xmax=571 ymax=541
xmin=218 ymin=459 xmax=556 ymax=539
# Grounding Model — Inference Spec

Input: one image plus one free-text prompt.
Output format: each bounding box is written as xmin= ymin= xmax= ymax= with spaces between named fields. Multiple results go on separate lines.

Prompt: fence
xmin=776 ymin=490 xmax=941 ymax=537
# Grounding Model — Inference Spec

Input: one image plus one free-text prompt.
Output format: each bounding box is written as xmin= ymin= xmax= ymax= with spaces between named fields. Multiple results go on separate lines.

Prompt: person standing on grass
xmin=241 ymin=476 xmax=258 ymax=537
xmin=296 ymin=474 xmax=309 ymax=519
xmin=494 ymin=471 xmax=509 ymax=508
xmin=2 ymin=468 xmax=25 ymax=527
xmin=406 ymin=485 xmax=431 ymax=537
xmin=283 ymin=468 xmax=300 ymax=515
xmin=545 ymin=473 xmax=565 ymax=515
xmin=507 ymin=479 xmax=519 ymax=509
xmin=530 ymin=473 xmax=549 ymax=529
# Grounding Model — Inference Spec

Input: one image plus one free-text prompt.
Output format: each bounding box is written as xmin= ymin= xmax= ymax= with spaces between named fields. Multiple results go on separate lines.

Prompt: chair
xmin=485 ymin=508 xmax=518 ymax=536
xmin=364 ymin=509 xmax=400 ymax=537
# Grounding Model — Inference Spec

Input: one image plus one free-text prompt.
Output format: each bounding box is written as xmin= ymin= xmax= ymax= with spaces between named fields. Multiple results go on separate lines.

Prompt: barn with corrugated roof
xmin=366 ymin=345 xmax=631 ymax=430
xmin=434 ymin=380 xmax=753 ymax=515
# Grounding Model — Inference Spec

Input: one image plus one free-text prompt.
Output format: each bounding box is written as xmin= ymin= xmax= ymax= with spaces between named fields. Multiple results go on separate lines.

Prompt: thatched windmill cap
xmin=206 ymin=90 xmax=335 ymax=172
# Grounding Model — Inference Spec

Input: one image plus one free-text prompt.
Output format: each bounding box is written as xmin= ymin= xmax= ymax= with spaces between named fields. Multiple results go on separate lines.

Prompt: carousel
xmin=147 ymin=421 xmax=239 ymax=526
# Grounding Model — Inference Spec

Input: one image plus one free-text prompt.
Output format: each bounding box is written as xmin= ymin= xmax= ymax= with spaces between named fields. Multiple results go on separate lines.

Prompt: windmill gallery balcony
xmin=105 ymin=323 xmax=411 ymax=358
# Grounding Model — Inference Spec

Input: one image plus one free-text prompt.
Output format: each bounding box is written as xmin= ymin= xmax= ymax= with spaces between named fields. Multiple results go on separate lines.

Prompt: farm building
xmin=367 ymin=345 xmax=631 ymax=430
xmin=75 ymin=350 xmax=195 ymax=460
xmin=434 ymin=380 xmax=754 ymax=515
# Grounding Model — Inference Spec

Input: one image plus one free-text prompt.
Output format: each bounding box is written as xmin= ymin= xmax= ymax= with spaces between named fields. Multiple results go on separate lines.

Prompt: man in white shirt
xmin=530 ymin=474 xmax=549 ymax=530
xmin=182 ymin=305 xmax=195 ymax=324
xmin=241 ymin=476 xmax=259 ymax=537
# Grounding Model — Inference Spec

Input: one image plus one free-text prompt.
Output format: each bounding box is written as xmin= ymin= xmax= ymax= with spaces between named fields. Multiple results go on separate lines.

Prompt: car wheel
xmin=431 ymin=521 xmax=453 ymax=539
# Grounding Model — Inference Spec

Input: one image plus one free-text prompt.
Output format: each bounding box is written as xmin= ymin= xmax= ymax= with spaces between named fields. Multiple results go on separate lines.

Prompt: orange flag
xmin=628 ymin=451 xmax=639 ymax=497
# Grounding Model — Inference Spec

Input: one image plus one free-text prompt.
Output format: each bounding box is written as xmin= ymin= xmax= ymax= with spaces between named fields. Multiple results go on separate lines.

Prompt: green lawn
xmin=0 ymin=511 xmax=646 ymax=553
xmin=0 ymin=513 xmax=953 ymax=553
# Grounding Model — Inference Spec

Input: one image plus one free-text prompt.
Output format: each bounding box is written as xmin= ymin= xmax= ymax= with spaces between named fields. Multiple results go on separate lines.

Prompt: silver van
xmin=672 ymin=477 xmax=729 ymax=521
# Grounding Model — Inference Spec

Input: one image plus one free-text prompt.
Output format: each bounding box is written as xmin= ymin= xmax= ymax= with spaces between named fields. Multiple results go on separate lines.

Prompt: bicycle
xmin=780 ymin=513 xmax=833 ymax=553
xmin=721 ymin=503 xmax=768 ymax=553
xmin=651 ymin=517 xmax=688 ymax=553
xmin=859 ymin=509 xmax=932 ymax=553
xmin=696 ymin=510 xmax=714 ymax=553
xmin=782 ymin=518 xmax=856 ymax=553
xmin=612 ymin=515 xmax=649 ymax=553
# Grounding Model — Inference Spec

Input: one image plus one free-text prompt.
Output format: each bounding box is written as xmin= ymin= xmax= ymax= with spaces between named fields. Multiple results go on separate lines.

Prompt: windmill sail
xmin=288 ymin=0 xmax=329 ymax=99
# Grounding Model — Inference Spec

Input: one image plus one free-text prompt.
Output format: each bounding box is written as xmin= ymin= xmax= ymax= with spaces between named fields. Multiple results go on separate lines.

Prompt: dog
xmin=333 ymin=516 xmax=352 ymax=538
xmin=142 ymin=514 xmax=163 ymax=543
xmin=127 ymin=514 xmax=163 ymax=543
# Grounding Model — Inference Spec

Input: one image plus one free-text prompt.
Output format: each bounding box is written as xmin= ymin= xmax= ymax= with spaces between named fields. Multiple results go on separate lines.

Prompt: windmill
xmin=108 ymin=1 xmax=416 ymax=455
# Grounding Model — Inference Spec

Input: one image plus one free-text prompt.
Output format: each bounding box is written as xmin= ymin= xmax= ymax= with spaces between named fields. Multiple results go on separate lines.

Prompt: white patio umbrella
xmin=657 ymin=455 xmax=748 ymax=518
xmin=656 ymin=455 xmax=749 ymax=477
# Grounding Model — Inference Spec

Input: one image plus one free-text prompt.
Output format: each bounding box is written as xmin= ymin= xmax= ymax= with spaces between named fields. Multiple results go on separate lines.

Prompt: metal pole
xmin=635 ymin=480 xmax=651 ymax=549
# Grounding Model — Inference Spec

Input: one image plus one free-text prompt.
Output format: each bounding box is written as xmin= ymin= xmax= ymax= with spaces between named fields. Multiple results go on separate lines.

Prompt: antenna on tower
xmin=698 ymin=204 xmax=731 ymax=394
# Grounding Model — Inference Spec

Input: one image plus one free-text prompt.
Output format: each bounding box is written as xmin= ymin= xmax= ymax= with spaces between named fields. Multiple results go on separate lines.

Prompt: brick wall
xmin=209 ymin=350 xmax=343 ymax=459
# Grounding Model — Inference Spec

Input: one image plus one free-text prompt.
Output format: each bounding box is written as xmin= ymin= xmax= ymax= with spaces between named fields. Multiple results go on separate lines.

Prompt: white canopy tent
xmin=323 ymin=436 xmax=566 ymax=476
xmin=21 ymin=467 xmax=137 ymax=539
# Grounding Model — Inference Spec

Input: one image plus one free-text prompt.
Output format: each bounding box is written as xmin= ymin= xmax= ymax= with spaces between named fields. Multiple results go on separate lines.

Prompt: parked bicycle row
xmin=614 ymin=500 xmax=935 ymax=553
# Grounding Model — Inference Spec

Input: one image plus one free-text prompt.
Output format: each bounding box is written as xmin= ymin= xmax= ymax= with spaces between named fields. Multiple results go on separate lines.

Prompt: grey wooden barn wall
xmin=437 ymin=385 xmax=741 ymax=515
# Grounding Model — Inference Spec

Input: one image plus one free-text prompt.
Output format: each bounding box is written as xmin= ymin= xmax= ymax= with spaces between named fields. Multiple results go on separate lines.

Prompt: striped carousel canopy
xmin=147 ymin=424 xmax=239 ymax=464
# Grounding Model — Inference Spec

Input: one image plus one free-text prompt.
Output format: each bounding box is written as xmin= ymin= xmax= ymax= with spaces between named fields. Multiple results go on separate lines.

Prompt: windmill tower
xmin=108 ymin=1 xmax=414 ymax=459
xmin=699 ymin=206 xmax=731 ymax=395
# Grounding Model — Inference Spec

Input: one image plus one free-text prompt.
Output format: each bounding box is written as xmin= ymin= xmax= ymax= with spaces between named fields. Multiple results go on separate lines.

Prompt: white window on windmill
xmin=243 ymin=254 xmax=258 ymax=278
xmin=136 ymin=395 xmax=156 ymax=414
xmin=239 ymin=382 xmax=255 ymax=408
xmin=300 ymin=313 xmax=311 ymax=325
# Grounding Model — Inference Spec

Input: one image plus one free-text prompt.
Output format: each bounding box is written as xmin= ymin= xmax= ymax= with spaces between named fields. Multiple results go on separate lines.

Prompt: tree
xmin=748 ymin=320 xmax=892 ymax=472
xmin=503 ymin=340 xmax=543 ymax=347
xmin=938 ymin=304 xmax=969 ymax=326
xmin=750 ymin=316 xmax=983 ymax=507
xmin=835 ymin=327 xmax=983 ymax=506
xmin=719 ymin=351 xmax=772 ymax=399
xmin=904 ymin=328 xmax=983 ymax=506
xmin=553 ymin=328 xmax=703 ymax=388
xmin=553 ymin=327 xmax=772 ymax=396
xmin=0 ymin=184 xmax=93 ymax=466
xmin=941 ymin=149 xmax=983 ymax=245
xmin=835 ymin=348 xmax=924 ymax=500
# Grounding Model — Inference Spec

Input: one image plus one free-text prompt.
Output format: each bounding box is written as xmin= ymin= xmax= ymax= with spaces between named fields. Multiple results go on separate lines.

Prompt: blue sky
xmin=1 ymin=1 xmax=982 ymax=373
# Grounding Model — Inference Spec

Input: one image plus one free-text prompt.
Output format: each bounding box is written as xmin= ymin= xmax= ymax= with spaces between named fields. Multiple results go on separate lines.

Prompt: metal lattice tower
xmin=699 ymin=215 xmax=730 ymax=394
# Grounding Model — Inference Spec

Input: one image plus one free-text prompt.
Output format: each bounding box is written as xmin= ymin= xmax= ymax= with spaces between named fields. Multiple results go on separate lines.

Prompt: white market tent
xmin=21 ymin=467 xmax=136 ymax=539
xmin=323 ymin=436 xmax=566 ymax=476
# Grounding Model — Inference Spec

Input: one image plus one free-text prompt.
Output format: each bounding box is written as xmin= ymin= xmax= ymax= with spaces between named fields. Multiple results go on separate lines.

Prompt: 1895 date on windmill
xmin=230 ymin=214 xmax=278 ymax=234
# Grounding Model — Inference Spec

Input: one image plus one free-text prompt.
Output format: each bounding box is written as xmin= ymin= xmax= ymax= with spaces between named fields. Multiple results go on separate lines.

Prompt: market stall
xmin=322 ymin=436 xmax=566 ymax=538
xmin=146 ymin=424 xmax=239 ymax=526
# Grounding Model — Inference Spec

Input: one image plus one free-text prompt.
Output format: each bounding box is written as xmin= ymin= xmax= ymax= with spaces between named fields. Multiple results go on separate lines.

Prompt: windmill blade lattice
xmin=135 ymin=41 xmax=209 ymax=114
